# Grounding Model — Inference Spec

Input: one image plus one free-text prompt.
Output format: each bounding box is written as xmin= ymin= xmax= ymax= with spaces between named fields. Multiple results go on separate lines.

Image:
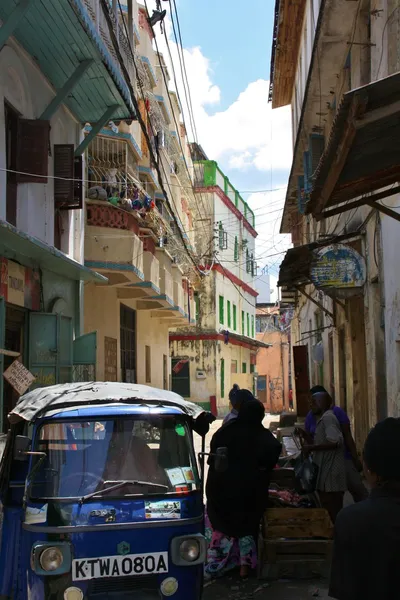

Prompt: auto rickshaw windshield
xmin=28 ymin=416 xmax=200 ymax=500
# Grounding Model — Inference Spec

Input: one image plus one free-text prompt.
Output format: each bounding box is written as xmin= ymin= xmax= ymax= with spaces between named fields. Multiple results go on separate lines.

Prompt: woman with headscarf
xmin=222 ymin=385 xmax=253 ymax=426
xmin=205 ymin=397 xmax=282 ymax=579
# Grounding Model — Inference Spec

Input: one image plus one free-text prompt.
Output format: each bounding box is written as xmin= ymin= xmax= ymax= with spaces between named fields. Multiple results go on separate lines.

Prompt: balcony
xmin=85 ymin=200 xmax=144 ymax=285
xmin=0 ymin=0 xmax=134 ymax=124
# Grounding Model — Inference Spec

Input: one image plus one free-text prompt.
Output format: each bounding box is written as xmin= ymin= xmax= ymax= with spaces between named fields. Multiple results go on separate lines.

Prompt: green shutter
xmin=242 ymin=362 xmax=247 ymax=374
xmin=204 ymin=161 xmax=217 ymax=186
xmin=242 ymin=311 xmax=245 ymax=334
xmin=247 ymin=313 xmax=250 ymax=336
xmin=234 ymin=236 xmax=239 ymax=262
xmin=233 ymin=304 xmax=237 ymax=331
xmin=221 ymin=358 xmax=225 ymax=398
xmin=251 ymin=316 xmax=255 ymax=338
xmin=227 ymin=300 xmax=231 ymax=328
xmin=29 ymin=313 xmax=73 ymax=389
xmin=219 ymin=295 xmax=224 ymax=324
xmin=250 ymin=363 xmax=255 ymax=374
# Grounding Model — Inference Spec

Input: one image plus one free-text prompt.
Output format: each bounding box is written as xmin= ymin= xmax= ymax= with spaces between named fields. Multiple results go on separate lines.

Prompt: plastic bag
xmin=294 ymin=454 xmax=319 ymax=494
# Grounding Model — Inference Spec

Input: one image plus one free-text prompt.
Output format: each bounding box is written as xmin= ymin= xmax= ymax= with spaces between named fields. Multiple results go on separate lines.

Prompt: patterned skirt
xmin=204 ymin=509 xmax=257 ymax=578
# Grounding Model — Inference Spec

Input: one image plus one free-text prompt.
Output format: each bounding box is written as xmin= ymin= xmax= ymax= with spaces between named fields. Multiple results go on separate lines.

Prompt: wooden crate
xmin=263 ymin=508 xmax=333 ymax=539
xmin=258 ymin=507 xmax=333 ymax=580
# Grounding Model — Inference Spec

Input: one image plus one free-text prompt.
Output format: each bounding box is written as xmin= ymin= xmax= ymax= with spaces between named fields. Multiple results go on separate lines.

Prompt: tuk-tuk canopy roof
xmin=8 ymin=382 xmax=206 ymax=425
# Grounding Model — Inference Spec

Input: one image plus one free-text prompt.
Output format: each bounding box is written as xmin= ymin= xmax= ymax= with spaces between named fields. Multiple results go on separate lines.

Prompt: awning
xmin=0 ymin=0 xmax=135 ymax=123
xmin=0 ymin=220 xmax=107 ymax=283
xmin=278 ymin=243 xmax=317 ymax=289
xmin=307 ymin=71 xmax=400 ymax=220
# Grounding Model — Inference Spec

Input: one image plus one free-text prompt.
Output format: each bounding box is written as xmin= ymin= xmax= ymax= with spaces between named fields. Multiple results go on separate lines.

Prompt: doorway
xmin=120 ymin=304 xmax=136 ymax=383
xmin=293 ymin=345 xmax=310 ymax=417
xmin=3 ymin=305 xmax=26 ymax=431
xmin=5 ymin=102 xmax=19 ymax=226
xmin=338 ymin=327 xmax=347 ymax=412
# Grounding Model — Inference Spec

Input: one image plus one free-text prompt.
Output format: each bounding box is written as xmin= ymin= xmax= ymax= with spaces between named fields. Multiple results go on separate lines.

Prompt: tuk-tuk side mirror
xmin=214 ymin=447 xmax=228 ymax=473
xmin=13 ymin=435 xmax=31 ymax=461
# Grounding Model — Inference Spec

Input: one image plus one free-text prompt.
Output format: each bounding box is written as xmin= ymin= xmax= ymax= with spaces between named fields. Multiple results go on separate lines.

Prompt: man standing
xmin=298 ymin=385 xmax=368 ymax=502
xmin=329 ymin=418 xmax=400 ymax=599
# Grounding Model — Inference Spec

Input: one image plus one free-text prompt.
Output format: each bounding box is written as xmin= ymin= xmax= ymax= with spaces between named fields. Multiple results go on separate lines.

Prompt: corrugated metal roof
xmin=308 ymin=71 xmax=400 ymax=215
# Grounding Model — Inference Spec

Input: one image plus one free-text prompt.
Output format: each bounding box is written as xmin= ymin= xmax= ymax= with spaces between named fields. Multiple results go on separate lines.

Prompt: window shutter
xmin=298 ymin=175 xmax=306 ymax=214
xmin=54 ymin=144 xmax=74 ymax=207
xmin=227 ymin=300 xmax=231 ymax=328
xmin=303 ymin=151 xmax=312 ymax=193
xmin=233 ymin=304 xmax=237 ymax=331
xmin=16 ymin=119 xmax=50 ymax=183
xmin=309 ymin=134 xmax=325 ymax=179
xmin=219 ymin=295 xmax=224 ymax=324
xmin=73 ymin=155 xmax=83 ymax=209
xmin=234 ymin=236 xmax=239 ymax=261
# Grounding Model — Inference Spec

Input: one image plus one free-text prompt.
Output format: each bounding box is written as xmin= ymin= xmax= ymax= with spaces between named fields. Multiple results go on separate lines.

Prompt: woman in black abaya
xmin=205 ymin=397 xmax=282 ymax=578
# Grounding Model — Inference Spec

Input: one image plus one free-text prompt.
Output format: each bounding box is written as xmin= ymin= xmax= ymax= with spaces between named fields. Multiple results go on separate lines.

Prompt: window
xmin=194 ymin=292 xmax=200 ymax=324
xmin=242 ymin=362 xmax=247 ymax=374
xmin=220 ymin=358 xmax=225 ymax=398
xmin=231 ymin=360 xmax=238 ymax=374
xmin=227 ymin=300 xmax=231 ymax=328
xmin=120 ymin=305 xmax=136 ymax=383
xmin=251 ymin=316 xmax=255 ymax=338
xmin=242 ymin=311 xmax=245 ymax=334
xmin=145 ymin=345 xmax=151 ymax=383
xmin=247 ymin=313 xmax=250 ymax=336
xmin=163 ymin=354 xmax=168 ymax=390
xmin=219 ymin=295 xmax=224 ymax=324
xmin=251 ymin=257 xmax=257 ymax=278
xmin=29 ymin=416 xmax=200 ymax=499
xmin=250 ymin=364 xmax=255 ymax=374
xmin=218 ymin=223 xmax=228 ymax=250
xmin=246 ymin=249 xmax=251 ymax=273
xmin=234 ymin=236 xmax=239 ymax=261
xmin=171 ymin=358 xmax=190 ymax=397
xmin=233 ymin=304 xmax=237 ymax=331
xmin=256 ymin=317 xmax=261 ymax=333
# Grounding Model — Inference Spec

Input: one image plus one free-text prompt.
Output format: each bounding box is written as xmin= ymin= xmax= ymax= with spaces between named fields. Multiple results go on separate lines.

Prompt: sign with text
xmin=310 ymin=244 xmax=366 ymax=295
xmin=3 ymin=360 xmax=36 ymax=396
xmin=0 ymin=258 xmax=40 ymax=310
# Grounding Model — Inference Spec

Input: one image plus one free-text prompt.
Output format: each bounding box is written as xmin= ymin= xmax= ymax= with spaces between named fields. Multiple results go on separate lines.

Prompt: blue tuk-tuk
xmin=0 ymin=382 xmax=215 ymax=600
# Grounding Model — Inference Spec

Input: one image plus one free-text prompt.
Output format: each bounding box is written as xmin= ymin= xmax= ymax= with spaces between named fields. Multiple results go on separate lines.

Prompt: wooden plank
xmin=264 ymin=540 xmax=332 ymax=556
xmin=0 ymin=349 xmax=21 ymax=358
xmin=313 ymin=94 xmax=368 ymax=218
xmin=266 ymin=508 xmax=330 ymax=520
xmin=267 ymin=523 xmax=333 ymax=539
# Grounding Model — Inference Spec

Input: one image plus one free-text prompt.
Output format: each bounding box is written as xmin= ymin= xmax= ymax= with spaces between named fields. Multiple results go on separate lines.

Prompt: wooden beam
xmin=295 ymin=286 xmax=335 ymax=321
xmin=313 ymin=94 xmax=368 ymax=219
xmin=0 ymin=348 xmax=21 ymax=357
xmin=365 ymin=200 xmax=400 ymax=222
xmin=40 ymin=60 xmax=94 ymax=120
xmin=355 ymin=99 xmax=400 ymax=130
xmin=322 ymin=185 xmax=400 ymax=218
xmin=0 ymin=0 xmax=37 ymax=51
xmin=74 ymin=105 xmax=119 ymax=156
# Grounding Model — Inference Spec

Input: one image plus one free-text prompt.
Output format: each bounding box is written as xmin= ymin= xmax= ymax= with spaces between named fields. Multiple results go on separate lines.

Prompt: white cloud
xmin=148 ymin=7 xmax=293 ymax=276
xmin=150 ymin=11 xmax=292 ymax=174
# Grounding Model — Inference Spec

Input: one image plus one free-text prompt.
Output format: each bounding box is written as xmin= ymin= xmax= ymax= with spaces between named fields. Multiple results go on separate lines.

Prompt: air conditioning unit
xmin=196 ymin=370 xmax=206 ymax=380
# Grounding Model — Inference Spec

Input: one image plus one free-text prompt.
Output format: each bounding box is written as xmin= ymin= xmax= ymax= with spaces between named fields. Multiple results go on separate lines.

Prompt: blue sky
xmin=155 ymin=0 xmax=292 ymax=285
xmin=174 ymin=0 xmax=274 ymax=113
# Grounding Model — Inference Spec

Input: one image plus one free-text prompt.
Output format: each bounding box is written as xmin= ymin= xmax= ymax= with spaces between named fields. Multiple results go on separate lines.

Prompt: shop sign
xmin=0 ymin=258 xmax=40 ymax=310
xmin=3 ymin=359 xmax=36 ymax=396
xmin=310 ymin=244 xmax=366 ymax=293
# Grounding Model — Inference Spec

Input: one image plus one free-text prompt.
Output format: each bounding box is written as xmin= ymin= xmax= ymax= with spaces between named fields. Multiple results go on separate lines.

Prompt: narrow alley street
xmin=196 ymin=419 xmax=332 ymax=600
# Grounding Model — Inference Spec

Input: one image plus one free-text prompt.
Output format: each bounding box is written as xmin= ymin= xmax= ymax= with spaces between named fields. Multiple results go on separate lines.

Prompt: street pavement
xmin=198 ymin=417 xmax=332 ymax=600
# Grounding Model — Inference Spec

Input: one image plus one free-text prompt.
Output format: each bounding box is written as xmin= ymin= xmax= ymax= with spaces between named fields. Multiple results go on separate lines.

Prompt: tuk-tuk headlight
xmin=179 ymin=539 xmax=200 ymax=562
xmin=170 ymin=534 xmax=206 ymax=566
xmin=32 ymin=542 xmax=71 ymax=576
xmin=40 ymin=547 xmax=64 ymax=571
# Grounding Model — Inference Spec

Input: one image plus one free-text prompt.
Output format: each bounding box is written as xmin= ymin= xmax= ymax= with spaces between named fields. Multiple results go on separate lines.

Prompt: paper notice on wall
xmin=3 ymin=359 xmax=36 ymax=396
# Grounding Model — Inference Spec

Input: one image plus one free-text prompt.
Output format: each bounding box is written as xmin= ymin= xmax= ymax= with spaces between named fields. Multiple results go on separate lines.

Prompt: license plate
xmin=72 ymin=552 xmax=168 ymax=581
